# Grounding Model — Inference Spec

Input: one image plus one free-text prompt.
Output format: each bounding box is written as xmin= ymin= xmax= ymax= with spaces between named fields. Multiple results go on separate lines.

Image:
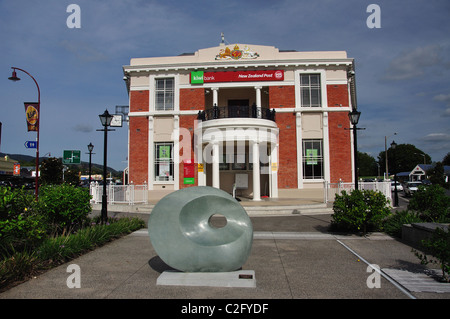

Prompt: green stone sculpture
xmin=148 ymin=186 xmax=253 ymax=272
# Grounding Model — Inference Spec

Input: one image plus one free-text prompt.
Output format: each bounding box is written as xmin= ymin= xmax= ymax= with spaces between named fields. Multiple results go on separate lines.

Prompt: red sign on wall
xmin=191 ymin=70 xmax=284 ymax=84
xmin=183 ymin=159 xmax=195 ymax=184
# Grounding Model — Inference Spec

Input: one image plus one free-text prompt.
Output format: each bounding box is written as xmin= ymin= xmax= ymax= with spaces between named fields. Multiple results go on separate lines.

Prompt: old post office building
xmin=123 ymin=43 xmax=357 ymax=200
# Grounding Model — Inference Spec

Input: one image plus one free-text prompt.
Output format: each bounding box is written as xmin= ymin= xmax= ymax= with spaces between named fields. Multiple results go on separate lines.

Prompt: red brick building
xmin=123 ymin=44 xmax=357 ymax=200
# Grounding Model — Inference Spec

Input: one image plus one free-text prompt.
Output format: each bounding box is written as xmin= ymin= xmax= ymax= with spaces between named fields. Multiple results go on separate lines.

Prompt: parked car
xmin=390 ymin=181 xmax=403 ymax=192
xmin=403 ymin=181 xmax=422 ymax=197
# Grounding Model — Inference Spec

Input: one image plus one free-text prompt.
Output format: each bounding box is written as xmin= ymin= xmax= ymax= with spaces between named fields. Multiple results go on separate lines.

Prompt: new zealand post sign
xmin=191 ymin=70 xmax=284 ymax=84
xmin=24 ymin=102 xmax=39 ymax=132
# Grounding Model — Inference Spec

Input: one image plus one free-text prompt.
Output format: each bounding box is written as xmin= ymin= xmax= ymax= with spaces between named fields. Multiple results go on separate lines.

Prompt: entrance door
xmin=228 ymin=99 xmax=249 ymax=118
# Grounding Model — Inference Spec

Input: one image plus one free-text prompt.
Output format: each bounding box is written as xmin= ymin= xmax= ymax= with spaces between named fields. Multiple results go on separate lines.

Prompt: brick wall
xmin=325 ymin=84 xmax=352 ymax=182
xmin=270 ymin=86 xmax=297 ymax=188
xmin=129 ymin=90 xmax=149 ymax=184
xmin=269 ymin=86 xmax=295 ymax=108
xmin=327 ymin=84 xmax=349 ymax=107
xmin=179 ymin=88 xmax=204 ymax=188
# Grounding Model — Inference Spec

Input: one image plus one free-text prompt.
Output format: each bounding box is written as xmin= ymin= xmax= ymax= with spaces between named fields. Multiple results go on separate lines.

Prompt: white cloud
xmin=384 ymin=44 xmax=446 ymax=81
xmin=422 ymin=133 xmax=450 ymax=142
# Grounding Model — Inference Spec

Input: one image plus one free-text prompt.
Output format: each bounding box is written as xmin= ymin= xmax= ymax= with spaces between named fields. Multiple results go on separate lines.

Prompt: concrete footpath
xmin=1 ymin=209 xmax=449 ymax=302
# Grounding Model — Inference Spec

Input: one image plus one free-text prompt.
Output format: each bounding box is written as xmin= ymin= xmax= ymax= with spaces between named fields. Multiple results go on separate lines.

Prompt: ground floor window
xmin=155 ymin=142 xmax=174 ymax=181
xmin=302 ymin=139 xmax=324 ymax=179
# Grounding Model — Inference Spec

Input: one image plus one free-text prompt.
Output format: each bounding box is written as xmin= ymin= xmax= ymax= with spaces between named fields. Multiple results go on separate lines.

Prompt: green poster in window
xmin=306 ymin=149 xmax=318 ymax=165
xmin=159 ymin=145 xmax=171 ymax=159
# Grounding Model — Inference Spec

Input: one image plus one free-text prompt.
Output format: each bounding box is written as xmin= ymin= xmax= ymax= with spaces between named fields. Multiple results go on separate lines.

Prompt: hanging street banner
xmin=24 ymin=102 xmax=39 ymax=132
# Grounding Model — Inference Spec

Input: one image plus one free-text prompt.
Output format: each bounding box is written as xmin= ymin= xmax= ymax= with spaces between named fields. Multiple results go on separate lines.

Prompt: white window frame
xmin=294 ymin=70 xmax=327 ymax=110
xmin=302 ymin=139 xmax=324 ymax=180
xmin=149 ymin=74 xmax=179 ymax=112
xmin=154 ymin=142 xmax=174 ymax=182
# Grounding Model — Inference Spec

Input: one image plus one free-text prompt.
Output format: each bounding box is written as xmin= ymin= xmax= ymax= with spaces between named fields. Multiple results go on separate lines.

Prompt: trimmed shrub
xmin=37 ymin=184 xmax=92 ymax=233
xmin=0 ymin=187 xmax=47 ymax=252
xmin=331 ymin=189 xmax=391 ymax=235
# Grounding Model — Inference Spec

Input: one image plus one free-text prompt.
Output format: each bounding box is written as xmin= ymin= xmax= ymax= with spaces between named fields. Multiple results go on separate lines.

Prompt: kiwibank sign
xmin=191 ymin=70 xmax=284 ymax=84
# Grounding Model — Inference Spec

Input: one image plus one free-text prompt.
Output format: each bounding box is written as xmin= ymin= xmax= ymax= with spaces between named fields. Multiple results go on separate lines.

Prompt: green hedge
xmin=331 ymin=189 xmax=391 ymax=235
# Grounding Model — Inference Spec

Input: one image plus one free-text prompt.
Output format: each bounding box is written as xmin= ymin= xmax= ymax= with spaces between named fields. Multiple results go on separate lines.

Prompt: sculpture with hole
xmin=148 ymin=186 xmax=253 ymax=272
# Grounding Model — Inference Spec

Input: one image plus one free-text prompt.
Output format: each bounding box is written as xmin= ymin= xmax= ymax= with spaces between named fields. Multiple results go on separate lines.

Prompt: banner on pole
xmin=24 ymin=102 xmax=39 ymax=132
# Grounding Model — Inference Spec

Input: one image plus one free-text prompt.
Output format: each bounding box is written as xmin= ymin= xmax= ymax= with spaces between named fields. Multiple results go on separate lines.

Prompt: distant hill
xmin=0 ymin=152 xmax=119 ymax=174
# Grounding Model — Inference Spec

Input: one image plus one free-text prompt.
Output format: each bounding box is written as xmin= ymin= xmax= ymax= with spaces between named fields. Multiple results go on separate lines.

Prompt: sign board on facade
xmin=183 ymin=160 xmax=195 ymax=185
xmin=110 ymin=114 xmax=123 ymax=127
xmin=63 ymin=150 xmax=81 ymax=164
xmin=191 ymin=70 xmax=284 ymax=84
xmin=13 ymin=163 xmax=20 ymax=176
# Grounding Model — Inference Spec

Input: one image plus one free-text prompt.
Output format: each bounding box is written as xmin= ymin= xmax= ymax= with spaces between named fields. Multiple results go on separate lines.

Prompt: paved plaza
xmin=1 ymin=207 xmax=449 ymax=303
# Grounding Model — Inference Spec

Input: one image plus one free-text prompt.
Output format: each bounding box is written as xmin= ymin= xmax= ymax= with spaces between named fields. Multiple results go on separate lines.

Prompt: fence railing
xmin=90 ymin=182 xmax=148 ymax=205
xmin=324 ymin=180 xmax=392 ymax=205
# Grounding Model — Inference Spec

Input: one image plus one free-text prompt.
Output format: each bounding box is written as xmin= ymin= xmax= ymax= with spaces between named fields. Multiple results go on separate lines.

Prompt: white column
xmin=212 ymin=87 xmax=219 ymax=106
xmin=148 ymin=116 xmax=154 ymax=190
xmin=323 ymin=111 xmax=330 ymax=182
xmin=296 ymin=112 xmax=303 ymax=189
xmin=212 ymin=142 xmax=220 ymax=189
xmin=255 ymin=86 xmax=262 ymax=118
xmin=252 ymin=141 xmax=261 ymax=201
xmin=173 ymin=115 xmax=180 ymax=190
xmin=270 ymin=143 xmax=279 ymax=198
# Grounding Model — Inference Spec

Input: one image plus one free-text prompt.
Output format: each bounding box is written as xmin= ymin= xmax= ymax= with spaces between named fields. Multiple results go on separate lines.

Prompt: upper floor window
xmin=300 ymin=74 xmax=321 ymax=107
xmin=155 ymin=78 xmax=174 ymax=111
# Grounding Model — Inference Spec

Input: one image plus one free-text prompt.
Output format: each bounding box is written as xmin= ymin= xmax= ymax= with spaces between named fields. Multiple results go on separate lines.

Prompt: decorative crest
xmin=215 ymin=44 xmax=259 ymax=60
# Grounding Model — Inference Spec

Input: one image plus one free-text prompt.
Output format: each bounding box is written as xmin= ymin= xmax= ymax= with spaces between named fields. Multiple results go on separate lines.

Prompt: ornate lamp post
xmin=98 ymin=110 xmax=114 ymax=223
xmin=87 ymin=143 xmax=94 ymax=183
xmin=348 ymin=109 xmax=362 ymax=190
xmin=390 ymin=140 xmax=399 ymax=207
xmin=8 ymin=67 xmax=40 ymax=200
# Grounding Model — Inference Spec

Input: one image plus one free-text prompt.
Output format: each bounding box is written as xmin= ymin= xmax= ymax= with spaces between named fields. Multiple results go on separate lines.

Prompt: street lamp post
xmin=348 ymin=109 xmax=364 ymax=190
xmin=87 ymin=143 xmax=94 ymax=184
xmin=8 ymin=67 xmax=40 ymax=200
xmin=97 ymin=110 xmax=114 ymax=224
xmin=390 ymin=141 xmax=399 ymax=207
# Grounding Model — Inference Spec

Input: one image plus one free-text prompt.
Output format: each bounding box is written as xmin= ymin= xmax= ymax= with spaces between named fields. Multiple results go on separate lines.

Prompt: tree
xmin=443 ymin=152 xmax=450 ymax=166
xmin=378 ymin=144 xmax=431 ymax=176
xmin=65 ymin=169 xmax=81 ymax=186
xmin=427 ymin=162 xmax=447 ymax=188
xmin=40 ymin=158 xmax=63 ymax=184
xmin=358 ymin=151 xmax=378 ymax=177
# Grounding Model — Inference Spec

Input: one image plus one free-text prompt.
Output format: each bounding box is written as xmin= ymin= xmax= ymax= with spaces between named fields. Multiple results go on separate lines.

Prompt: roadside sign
xmin=24 ymin=141 xmax=37 ymax=149
xmin=110 ymin=114 xmax=123 ymax=127
xmin=63 ymin=150 xmax=81 ymax=164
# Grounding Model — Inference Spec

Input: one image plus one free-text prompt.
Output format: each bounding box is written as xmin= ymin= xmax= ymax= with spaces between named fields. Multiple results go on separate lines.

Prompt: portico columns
xmin=255 ymin=86 xmax=262 ymax=118
xmin=212 ymin=141 xmax=220 ymax=189
xmin=252 ymin=141 xmax=261 ymax=201
xmin=212 ymin=87 xmax=219 ymax=107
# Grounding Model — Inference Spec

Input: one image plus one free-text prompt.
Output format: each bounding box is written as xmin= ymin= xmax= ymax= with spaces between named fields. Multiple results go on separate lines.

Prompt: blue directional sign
xmin=24 ymin=141 xmax=37 ymax=149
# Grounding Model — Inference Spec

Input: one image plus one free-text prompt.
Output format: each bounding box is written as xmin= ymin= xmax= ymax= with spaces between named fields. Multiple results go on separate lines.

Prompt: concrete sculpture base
xmin=157 ymin=270 xmax=256 ymax=288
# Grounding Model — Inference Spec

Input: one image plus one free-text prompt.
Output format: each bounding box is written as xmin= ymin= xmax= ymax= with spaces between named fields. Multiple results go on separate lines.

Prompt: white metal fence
xmin=90 ymin=182 xmax=148 ymax=205
xmin=324 ymin=180 xmax=392 ymax=205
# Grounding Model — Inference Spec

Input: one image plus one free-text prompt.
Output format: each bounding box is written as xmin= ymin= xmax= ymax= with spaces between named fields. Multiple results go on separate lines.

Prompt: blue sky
xmin=1 ymin=0 xmax=449 ymax=171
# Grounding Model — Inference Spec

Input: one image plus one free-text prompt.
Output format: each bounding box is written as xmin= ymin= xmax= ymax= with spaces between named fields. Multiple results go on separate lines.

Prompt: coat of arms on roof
xmin=215 ymin=44 xmax=260 ymax=60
